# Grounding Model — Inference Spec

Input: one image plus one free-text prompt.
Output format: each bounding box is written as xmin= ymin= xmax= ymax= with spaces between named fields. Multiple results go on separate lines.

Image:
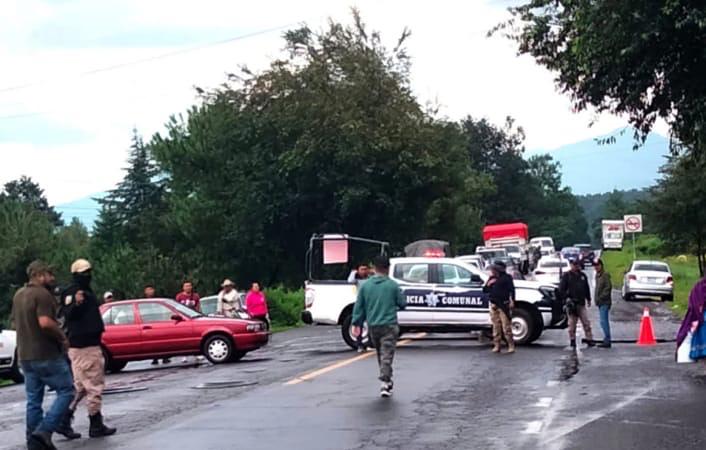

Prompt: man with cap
xmin=593 ymin=259 xmax=613 ymax=348
xmin=483 ymin=260 xmax=516 ymax=354
xmin=61 ymin=258 xmax=116 ymax=438
xmin=11 ymin=261 xmax=74 ymax=449
xmin=559 ymin=258 xmax=595 ymax=348
xmin=217 ymin=279 xmax=241 ymax=318
xmin=102 ymin=292 xmax=113 ymax=303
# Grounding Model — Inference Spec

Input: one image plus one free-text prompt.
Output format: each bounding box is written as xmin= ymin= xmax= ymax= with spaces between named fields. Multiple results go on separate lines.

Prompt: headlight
xmin=246 ymin=323 xmax=262 ymax=332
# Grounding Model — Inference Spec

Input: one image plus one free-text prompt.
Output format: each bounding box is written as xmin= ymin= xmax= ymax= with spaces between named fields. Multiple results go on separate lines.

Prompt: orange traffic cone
xmin=637 ymin=307 xmax=657 ymax=346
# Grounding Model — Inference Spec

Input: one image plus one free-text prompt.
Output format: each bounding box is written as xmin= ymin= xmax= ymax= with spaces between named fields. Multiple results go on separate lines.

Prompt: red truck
xmin=481 ymin=222 xmax=529 ymax=273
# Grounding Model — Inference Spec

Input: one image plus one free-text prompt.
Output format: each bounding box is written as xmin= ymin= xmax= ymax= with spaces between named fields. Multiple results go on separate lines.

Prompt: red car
xmin=99 ymin=298 xmax=269 ymax=372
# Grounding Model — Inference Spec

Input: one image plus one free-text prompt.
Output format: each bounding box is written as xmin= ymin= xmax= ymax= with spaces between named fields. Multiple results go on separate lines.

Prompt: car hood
xmin=192 ymin=316 xmax=257 ymax=325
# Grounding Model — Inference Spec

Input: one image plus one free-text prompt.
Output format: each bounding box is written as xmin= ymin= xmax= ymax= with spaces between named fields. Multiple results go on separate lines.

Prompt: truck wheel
xmin=341 ymin=313 xmax=371 ymax=350
xmin=512 ymin=308 xmax=537 ymax=345
xmin=10 ymin=351 xmax=24 ymax=384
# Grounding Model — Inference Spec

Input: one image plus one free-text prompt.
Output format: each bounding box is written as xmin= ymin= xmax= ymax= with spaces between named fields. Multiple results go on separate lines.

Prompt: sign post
xmin=623 ymin=214 xmax=643 ymax=260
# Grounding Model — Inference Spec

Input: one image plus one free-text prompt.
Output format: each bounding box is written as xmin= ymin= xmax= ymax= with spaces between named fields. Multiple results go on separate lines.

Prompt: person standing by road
xmin=176 ymin=281 xmax=201 ymax=312
xmin=62 ymin=259 xmax=117 ymax=438
xmin=11 ymin=261 xmax=75 ymax=450
xmin=351 ymin=256 xmax=407 ymax=398
xmin=245 ymin=282 xmax=269 ymax=329
xmin=349 ymin=263 xmax=371 ymax=352
xmin=483 ymin=260 xmax=516 ymax=354
xmin=102 ymin=291 xmax=114 ymax=303
xmin=560 ymin=259 xmax=595 ymax=348
xmin=593 ymin=259 xmax=613 ymax=348
xmin=217 ymin=279 xmax=241 ymax=318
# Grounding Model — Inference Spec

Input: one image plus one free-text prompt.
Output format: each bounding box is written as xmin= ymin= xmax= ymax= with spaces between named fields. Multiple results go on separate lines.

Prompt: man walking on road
xmin=351 ymin=256 xmax=407 ymax=397
xmin=62 ymin=259 xmax=117 ymax=438
xmin=11 ymin=261 xmax=75 ymax=450
xmin=560 ymin=259 xmax=595 ymax=348
xmin=593 ymin=259 xmax=613 ymax=348
xmin=484 ymin=260 xmax=516 ymax=354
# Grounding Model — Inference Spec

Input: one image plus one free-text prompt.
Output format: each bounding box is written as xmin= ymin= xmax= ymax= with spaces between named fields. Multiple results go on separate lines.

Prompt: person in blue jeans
xmin=11 ymin=261 xmax=75 ymax=450
xmin=593 ymin=259 xmax=613 ymax=348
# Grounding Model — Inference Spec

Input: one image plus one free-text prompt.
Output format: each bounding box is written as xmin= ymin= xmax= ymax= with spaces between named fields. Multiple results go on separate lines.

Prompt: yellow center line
xmin=284 ymin=332 xmax=427 ymax=386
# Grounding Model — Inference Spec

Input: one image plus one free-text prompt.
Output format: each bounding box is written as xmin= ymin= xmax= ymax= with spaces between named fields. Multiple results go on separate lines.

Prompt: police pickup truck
xmin=302 ymin=255 xmax=567 ymax=349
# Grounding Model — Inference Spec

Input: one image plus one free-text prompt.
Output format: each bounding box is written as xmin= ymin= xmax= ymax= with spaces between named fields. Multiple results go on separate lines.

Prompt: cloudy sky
xmin=0 ymin=0 xmax=656 ymax=206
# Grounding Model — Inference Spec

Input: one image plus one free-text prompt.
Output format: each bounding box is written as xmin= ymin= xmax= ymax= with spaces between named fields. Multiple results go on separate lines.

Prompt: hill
xmin=528 ymin=129 xmax=669 ymax=194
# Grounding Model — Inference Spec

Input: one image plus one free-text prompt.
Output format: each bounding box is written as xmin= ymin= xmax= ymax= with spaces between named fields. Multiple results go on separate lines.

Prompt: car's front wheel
xmin=341 ymin=312 xmax=371 ymax=350
xmin=511 ymin=308 xmax=538 ymax=345
xmin=10 ymin=351 xmax=24 ymax=384
xmin=203 ymin=334 xmax=233 ymax=364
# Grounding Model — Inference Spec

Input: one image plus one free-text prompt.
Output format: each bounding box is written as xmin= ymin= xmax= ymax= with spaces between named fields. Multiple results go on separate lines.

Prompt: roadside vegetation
xmin=602 ymin=235 xmax=701 ymax=315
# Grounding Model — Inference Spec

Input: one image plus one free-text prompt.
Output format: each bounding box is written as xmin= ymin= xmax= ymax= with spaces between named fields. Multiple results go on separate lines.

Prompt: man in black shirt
xmin=484 ymin=261 xmax=516 ymax=354
xmin=559 ymin=259 xmax=595 ymax=348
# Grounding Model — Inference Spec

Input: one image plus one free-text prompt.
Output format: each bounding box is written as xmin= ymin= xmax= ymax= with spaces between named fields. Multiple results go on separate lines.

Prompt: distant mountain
xmin=56 ymin=193 xmax=106 ymax=229
xmin=528 ymin=129 xmax=669 ymax=194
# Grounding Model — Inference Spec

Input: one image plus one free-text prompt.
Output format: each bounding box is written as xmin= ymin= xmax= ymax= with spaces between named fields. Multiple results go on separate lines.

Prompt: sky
xmin=0 ymin=0 xmax=668 ymax=207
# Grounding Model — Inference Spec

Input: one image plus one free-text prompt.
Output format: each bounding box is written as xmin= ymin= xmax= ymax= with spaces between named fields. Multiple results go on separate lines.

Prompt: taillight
xmin=666 ymin=276 xmax=673 ymax=284
xmin=423 ymin=249 xmax=445 ymax=257
xmin=305 ymin=287 xmax=315 ymax=308
xmin=628 ymin=274 xmax=637 ymax=281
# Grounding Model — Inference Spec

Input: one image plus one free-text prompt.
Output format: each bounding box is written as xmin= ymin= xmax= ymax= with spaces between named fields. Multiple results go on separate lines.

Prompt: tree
xmin=647 ymin=153 xmax=706 ymax=275
xmin=501 ymin=1 xmax=706 ymax=152
xmin=0 ymin=176 xmax=63 ymax=226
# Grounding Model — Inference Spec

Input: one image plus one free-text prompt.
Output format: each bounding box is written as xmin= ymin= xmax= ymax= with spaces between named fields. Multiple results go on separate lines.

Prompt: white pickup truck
xmin=301 ymin=236 xmax=567 ymax=350
xmin=0 ymin=327 xmax=23 ymax=383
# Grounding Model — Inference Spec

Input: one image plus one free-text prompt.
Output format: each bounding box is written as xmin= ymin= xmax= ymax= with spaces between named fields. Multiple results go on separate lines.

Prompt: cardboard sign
xmin=323 ymin=239 xmax=348 ymax=264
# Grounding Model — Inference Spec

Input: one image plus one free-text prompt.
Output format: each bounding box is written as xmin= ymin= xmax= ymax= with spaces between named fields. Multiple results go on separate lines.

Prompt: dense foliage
xmin=502 ymin=1 xmax=706 ymax=153
xmin=0 ymin=14 xmax=590 ymax=325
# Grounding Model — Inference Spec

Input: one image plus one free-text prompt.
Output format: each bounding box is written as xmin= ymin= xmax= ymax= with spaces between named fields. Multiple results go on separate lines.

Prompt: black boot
xmin=56 ymin=408 xmax=81 ymax=440
xmin=570 ymin=339 xmax=576 ymax=348
xmin=89 ymin=412 xmax=117 ymax=438
xmin=28 ymin=431 xmax=57 ymax=450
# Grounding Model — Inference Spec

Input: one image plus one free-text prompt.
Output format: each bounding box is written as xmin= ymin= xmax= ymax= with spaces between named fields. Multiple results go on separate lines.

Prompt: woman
xmin=677 ymin=277 xmax=706 ymax=358
xmin=246 ymin=282 xmax=269 ymax=330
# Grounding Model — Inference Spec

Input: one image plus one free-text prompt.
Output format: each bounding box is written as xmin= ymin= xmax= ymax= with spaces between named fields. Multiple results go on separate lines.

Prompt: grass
xmin=270 ymin=323 xmax=303 ymax=334
xmin=602 ymin=235 xmax=701 ymax=316
xmin=0 ymin=379 xmax=12 ymax=387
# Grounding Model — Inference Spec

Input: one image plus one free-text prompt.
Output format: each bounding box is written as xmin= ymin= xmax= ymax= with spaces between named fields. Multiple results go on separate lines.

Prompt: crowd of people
xmin=10 ymin=257 xmax=271 ymax=450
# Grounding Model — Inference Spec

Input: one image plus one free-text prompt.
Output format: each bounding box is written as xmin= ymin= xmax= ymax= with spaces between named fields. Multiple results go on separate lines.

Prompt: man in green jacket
xmin=352 ymin=255 xmax=407 ymax=397
xmin=593 ymin=259 xmax=613 ymax=348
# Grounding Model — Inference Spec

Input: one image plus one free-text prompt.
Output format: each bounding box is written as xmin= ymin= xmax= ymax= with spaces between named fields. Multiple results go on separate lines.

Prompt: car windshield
xmin=634 ymin=264 xmax=669 ymax=273
xmin=562 ymin=248 xmax=579 ymax=254
xmin=169 ymin=300 xmax=203 ymax=318
xmin=479 ymin=250 xmax=506 ymax=259
xmin=576 ymin=245 xmax=591 ymax=250
xmin=541 ymin=240 xmax=552 ymax=247
xmin=504 ymin=245 xmax=521 ymax=253
xmin=540 ymin=260 xmax=568 ymax=269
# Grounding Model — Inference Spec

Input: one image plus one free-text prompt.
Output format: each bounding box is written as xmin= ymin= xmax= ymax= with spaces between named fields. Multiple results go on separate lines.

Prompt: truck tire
xmin=340 ymin=312 xmax=371 ymax=350
xmin=512 ymin=308 xmax=538 ymax=345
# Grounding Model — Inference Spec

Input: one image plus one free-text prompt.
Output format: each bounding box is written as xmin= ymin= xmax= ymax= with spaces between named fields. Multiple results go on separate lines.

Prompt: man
xmin=176 ymin=281 xmax=201 ymax=312
xmin=483 ymin=260 xmax=516 ymax=354
xmin=217 ymin=279 xmax=241 ymax=318
xmin=145 ymin=285 xmax=171 ymax=365
xmin=559 ymin=259 xmax=595 ymax=348
xmin=347 ymin=263 xmax=370 ymax=283
xmin=593 ymin=259 xmax=613 ymax=348
xmin=11 ymin=261 xmax=75 ymax=450
xmin=351 ymin=256 xmax=406 ymax=397
xmin=102 ymin=292 xmax=113 ymax=303
xmin=62 ymin=259 xmax=116 ymax=438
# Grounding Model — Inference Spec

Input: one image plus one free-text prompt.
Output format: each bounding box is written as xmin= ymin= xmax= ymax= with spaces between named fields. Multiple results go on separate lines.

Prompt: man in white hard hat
xmin=60 ymin=259 xmax=116 ymax=438
xmin=217 ymin=279 xmax=241 ymax=318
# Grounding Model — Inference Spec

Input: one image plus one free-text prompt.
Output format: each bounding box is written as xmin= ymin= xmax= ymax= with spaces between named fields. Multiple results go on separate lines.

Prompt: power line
xmin=0 ymin=23 xmax=298 ymax=95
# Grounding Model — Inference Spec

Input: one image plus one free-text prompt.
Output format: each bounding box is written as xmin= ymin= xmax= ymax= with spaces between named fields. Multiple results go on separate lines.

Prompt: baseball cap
xmin=491 ymin=260 xmax=507 ymax=272
xmin=104 ymin=291 xmax=113 ymax=300
xmin=70 ymin=258 xmax=92 ymax=274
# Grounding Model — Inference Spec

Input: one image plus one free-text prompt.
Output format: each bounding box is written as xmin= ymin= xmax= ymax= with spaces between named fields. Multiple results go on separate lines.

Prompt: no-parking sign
xmin=623 ymin=214 xmax=643 ymax=233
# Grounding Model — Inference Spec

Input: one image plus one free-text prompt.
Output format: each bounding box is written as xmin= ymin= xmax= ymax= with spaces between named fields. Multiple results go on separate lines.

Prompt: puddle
xmin=558 ymin=351 xmax=580 ymax=382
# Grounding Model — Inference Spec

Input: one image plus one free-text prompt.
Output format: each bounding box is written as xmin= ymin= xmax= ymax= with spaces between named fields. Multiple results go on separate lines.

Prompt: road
xmin=2 ymin=267 xmax=705 ymax=449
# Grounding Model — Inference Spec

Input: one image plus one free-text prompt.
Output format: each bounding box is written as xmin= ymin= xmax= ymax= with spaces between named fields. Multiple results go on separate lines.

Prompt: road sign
xmin=624 ymin=214 xmax=643 ymax=233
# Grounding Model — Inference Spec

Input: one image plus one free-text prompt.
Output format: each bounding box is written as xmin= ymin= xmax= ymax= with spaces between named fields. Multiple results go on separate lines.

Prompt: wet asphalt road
xmin=2 ymin=267 xmax=706 ymax=450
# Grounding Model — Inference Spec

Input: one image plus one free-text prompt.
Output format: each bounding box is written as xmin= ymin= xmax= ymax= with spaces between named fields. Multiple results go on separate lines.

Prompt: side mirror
xmin=171 ymin=314 xmax=184 ymax=322
xmin=471 ymin=274 xmax=483 ymax=283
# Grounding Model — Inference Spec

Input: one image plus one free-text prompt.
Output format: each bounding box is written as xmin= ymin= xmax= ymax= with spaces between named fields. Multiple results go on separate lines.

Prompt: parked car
xmin=0 ymin=327 xmax=23 ymax=383
xmin=99 ymin=298 xmax=269 ymax=372
xmin=574 ymin=244 xmax=595 ymax=267
xmin=533 ymin=257 xmax=570 ymax=286
xmin=622 ymin=261 xmax=674 ymax=302
xmin=530 ymin=236 xmax=555 ymax=256
xmin=456 ymin=255 xmax=485 ymax=270
xmin=200 ymin=293 xmax=247 ymax=317
xmin=476 ymin=248 xmax=508 ymax=266
xmin=560 ymin=247 xmax=581 ymax=263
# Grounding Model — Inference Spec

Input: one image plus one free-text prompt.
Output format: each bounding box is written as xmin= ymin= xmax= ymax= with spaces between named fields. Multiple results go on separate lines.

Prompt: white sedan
xmin=533 ymin=257 xmax=569 ymax=286
xmin=0 ymin=328 xmax=23 ymax=383
xmin=622 ymin=260 xmax=674 ymax=302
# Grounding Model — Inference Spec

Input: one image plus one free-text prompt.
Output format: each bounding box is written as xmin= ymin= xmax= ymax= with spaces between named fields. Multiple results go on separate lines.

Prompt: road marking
xmin=535 ymin=397 xmax=553 ymax=408
xmin=524 ymin=421 xmax=543 ymax=434
xmin=546 ymin=380 xmax=558 ymax=387
xmin=284 ymin=332 xmax=427 ymax=386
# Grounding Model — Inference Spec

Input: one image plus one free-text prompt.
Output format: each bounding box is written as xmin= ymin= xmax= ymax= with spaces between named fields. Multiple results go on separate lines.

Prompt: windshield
xmin=576 ymin=245 xmax=591 ymax=250
xmin=634 ymin=264 xmax=669 ymax=273
xmin=170 ymin=301 xmax=203 ymax=318
xmin=478 ymin=250 xmax=506 ymax=259
xmin=540 ymin=260 xmax=569 ymax=268
xmin=503 ymin=245 xmax=521 ymax=253
xmin=541 ymin=239 xmax=553 ymax=247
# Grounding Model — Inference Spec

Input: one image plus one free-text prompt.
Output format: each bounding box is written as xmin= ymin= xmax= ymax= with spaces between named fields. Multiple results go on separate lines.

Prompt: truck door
xmin=432 ymin=263 xmax=489 ymax=325
xmin=392 ymin=262 xmax=437 ymax=325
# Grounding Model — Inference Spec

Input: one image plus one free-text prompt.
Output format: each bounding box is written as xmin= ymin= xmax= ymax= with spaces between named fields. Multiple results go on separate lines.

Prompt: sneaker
xmin=181 ymin=357 xmax=188 ymax=363
xmin=151 ymin=359 xmax=159 ymax=366
xmin=586 ymin=340 xmax=596 ymax=348
xmin=380 ymin=382 xmax=392 ymax=398
xmin=357 ymin=346 xmax=365 ymax=353
xmin=163 ymin=358 xmax=171 ymax=363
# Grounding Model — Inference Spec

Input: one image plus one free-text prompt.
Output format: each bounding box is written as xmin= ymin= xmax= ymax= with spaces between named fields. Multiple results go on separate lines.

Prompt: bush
xmin=265 ymin=287 xmax=303 ymax=328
